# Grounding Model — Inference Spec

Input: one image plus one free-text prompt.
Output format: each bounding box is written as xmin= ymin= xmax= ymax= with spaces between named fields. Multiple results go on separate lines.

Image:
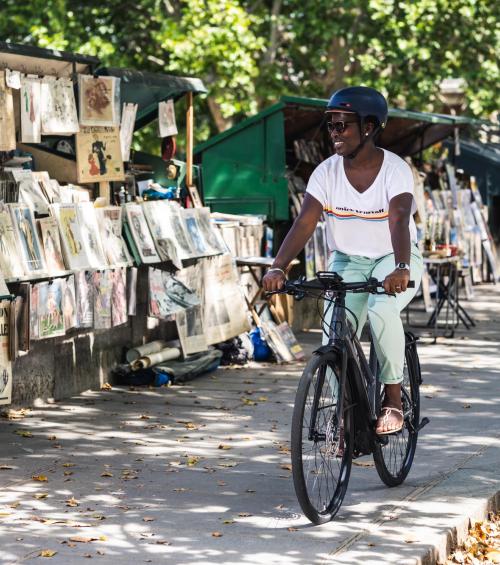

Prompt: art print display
xmin=75 ymin=270 xmax=93 ymax=328
xmin=9 ymin=204 xmax=45 ymax=274
xmin=78 ymin=75 xmax=119 ymax=127
xmin=142 ymin=201 xmax=181 ymax=267
xmin=38 ymin=280 xmax=65 ymax=339
xmin=127 ymin=267 xmax=138 ymax=316
xmin=30 ymin=283 xmax=39 ymax=340
xmin=196 ymin=208 xmax=226 ymax=255
xmin=12 ymin=168 xmax=50 ymax=215
xmin=63 ymin=275 xmax=77 ymax=331
xmin=110 ymin=268 xmax=128 ymax=327
xmin=75 ymin=126 xmax=125 ymax=184
xmin=37 ymin=217 xmax=66 ymax=274
xmin=148 ymin=268 xmax=184 ymax=319
xmin=0 ymin=272 xmax=9 ymax=297
xmin=96 ymin=206 xmax=131 ymax=266
xmin=183 ymin=208 xmax=210 ymax=256
xmin=162 ymin=202 xmax=195 ymax=261
xmin=125 ymin=203 xmax=160 ymax=264
xmin=92 ymin=270 xmax=112 ymax=330
xmin=176 ymin=307 xmax=207 ymax=356
xmin=120 ymin=102 xmax=138 ymax=162
xmin=51 ymin=204 xmax=89 ymax=270
xmin=0 ymin=300 xmax=12 ymax=406
xmin=40 ymin=76 xmax=79 ymax=135
xmin=0 ymin=207 xmax=24 ymax=278
xmin=20 ymin=75 xmax=42 ymax=143
xmin=16 ymin=282 xmax=31 ymax=352
xmin=0 ymin=71 xmax=16 ymax=151
xmin=32 ymin=171 xmax=57 ymax=205
xmin=77 ymin=202 xmax=107 ymax=268
xmin=158 ymin=99 xmax=178 ymax=137
xmin=162 ymin=271 xmax=200 ymax=309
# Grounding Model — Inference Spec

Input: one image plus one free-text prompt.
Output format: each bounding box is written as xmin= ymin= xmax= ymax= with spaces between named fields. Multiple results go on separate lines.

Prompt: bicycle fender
xmin=313 ymin=344 xmax=342 ymax=356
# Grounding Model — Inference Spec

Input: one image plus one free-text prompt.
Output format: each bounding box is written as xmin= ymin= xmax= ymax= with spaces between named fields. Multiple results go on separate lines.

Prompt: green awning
xmin=97 ymin=67 xmax=207 ymax=130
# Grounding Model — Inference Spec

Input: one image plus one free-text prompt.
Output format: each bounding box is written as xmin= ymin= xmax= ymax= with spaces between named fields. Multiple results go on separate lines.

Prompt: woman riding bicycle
xmin=262 ymin=86 xmax=423 ymax=435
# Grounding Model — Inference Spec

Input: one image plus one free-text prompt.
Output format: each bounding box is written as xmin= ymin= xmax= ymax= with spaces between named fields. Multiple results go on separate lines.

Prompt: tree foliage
xmin=0 ymin=0 xmax=498 ymax=142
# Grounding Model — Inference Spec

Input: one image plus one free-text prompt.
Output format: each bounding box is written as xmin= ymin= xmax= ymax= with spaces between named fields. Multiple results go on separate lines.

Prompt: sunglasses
xmin=326 ymin=120 xmax=358 ymax=134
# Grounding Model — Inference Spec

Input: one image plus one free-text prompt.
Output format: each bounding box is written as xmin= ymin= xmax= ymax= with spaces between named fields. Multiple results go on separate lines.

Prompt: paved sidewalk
xmin=0 ymin=285 xmax=499 ymax=565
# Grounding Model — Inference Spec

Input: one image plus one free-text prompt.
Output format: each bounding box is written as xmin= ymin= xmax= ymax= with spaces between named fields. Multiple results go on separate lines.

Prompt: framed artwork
xmin=38 ymin=280 xmax=65 ymax=339
xmin=0 ymin=207 xmax=25 ymax=278
xmin=124 ymin=203 xmax=160 ymax=264
xmin=40 ymin=76 xmax=79 ymax=135
xmin=50 ymin=204 xmax=90 ymax=270
xmin=37 ymin=217 xmax=66 ymax=274
xmin=75 ymin=126 xmax=125 ymax=184
xmin=78 ymin=75 xmax=119 ymax=127
xmin=77 ymin=202 xmax=107 ymax=269
xmin=8 ymin=204 xmax=46 ymax=275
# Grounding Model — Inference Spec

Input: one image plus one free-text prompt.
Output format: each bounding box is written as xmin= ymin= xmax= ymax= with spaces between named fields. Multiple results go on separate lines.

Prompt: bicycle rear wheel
xmin=373 ymin=334 xmax=421 ymax=487
xmin=291 ymin=351 xmax=353 ymax=524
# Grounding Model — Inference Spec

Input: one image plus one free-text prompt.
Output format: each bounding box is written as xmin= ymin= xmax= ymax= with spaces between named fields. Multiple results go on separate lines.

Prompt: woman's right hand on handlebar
xmin=262 ymin=268 xmax=286 ymax=292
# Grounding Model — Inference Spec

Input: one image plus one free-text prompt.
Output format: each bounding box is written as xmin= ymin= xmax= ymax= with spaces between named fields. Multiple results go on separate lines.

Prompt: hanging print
xmin=78 ymin=75 xmax=119 ymax=127
xmin=0 ymin=206 xmax=25 ymax=278
xmin=0 ymin=300 xmax=12 ymax=406
xmin=120 ymin=102 xmax=138 ymax=161
xmin=37 ymin=217 xmax=66 ymax=274
xmin=38 ymin=280 xmax=65 ymax=339
xmin=20 ymin=75 xmax=42 ymax=143
xmin=50 ymin=203 xmax=90 ymax=270
xmin=40 ymin=76 xmax=79 ymax=135
xmin=8 ymin=204 xmax=45 ymax=275
xmin=0 ymin=71 xmax=16 ymax=151
xmin=75 ymin=126 xmax=125 ymax=183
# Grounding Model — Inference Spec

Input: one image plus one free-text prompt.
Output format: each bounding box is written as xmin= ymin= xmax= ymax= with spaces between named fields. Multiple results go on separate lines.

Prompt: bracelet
xmin=267 ymin=267 xmax=286 ymax=276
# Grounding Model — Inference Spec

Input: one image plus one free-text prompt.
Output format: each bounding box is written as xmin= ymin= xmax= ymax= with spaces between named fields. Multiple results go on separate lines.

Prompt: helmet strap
xmin=345 ymin=118 xmax=380 ymax=160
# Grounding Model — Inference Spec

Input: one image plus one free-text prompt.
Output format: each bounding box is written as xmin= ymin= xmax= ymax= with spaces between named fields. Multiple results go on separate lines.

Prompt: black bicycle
xmin=269 ymin=272 xmax=429 ymax=524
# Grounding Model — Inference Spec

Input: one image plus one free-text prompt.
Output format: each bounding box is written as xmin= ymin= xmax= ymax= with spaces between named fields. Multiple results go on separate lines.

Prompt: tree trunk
xmin=262 ymin=0 xmax=282 ymax=66
xmin=207 ymin=97 xmax=233 ymax=132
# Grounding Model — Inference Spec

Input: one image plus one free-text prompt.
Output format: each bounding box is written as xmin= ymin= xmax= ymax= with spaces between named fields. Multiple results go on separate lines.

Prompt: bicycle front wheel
xmin=291 ymin=351 xmax=353 ymax=524
xmin=373 ymin=335 xmax=421 ymax=487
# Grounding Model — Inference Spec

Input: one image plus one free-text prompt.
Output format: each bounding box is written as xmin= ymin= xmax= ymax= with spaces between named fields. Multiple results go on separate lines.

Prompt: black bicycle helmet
xmin=326 ymin=86 xmax=388 ymax=129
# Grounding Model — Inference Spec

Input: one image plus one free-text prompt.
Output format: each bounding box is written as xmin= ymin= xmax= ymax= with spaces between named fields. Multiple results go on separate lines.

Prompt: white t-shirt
xmin=306 ymin=148 xmax=417 ymax=259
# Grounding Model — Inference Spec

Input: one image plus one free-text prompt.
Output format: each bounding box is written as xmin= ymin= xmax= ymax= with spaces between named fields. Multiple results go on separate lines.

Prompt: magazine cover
xmin=40 ymin=76 xmax=79 ymax=135
xmin=124 ymin=203 xmax=160 ymax=264
xmin=142 ymin=201 xmax=181 ymax=267
xmin=163 ymin=202 xmax=195 ymax=260
xmin=63 ymin=275 xmax=77 ymax=331
xmin=127 ymin=267 xmax=138 ymax=316
xmin=162 ymin=271 xmax=200 ymax=309
xmin=50 ymin=203 xmax=90 ymax=270
xmin=0 ymin=299 xmax=12 ymax=406
xmin=92 ymin=270 xmax=112 ymax=330
xmin=0 ymin=207 xmax=25 ymax=278
xmin=78 ymin=75 xmax=119 ymax=127
xmin=75 ymin=126 xmax=125 ymax=183
xmin=38 ymin=280 xmax=65 ymax=339
xmin=96 ymin=206 xmax=131 ymax=266
xmin=75 ymin=270 xmax=93 ymax=328
xmin=183 ymin=208 xmax=210 ymax=256
xmin=111 ymin=268 xmax=128 ymax=327
xmin=37 ymin=217 xmax=66 ymax=274
xmin=8 ymin=204 xmax=46 ymax=275
xmin=77 ymin=202 xmax=107 ymax=268
xmin=148 ymin=268 xmax=184 ymax=319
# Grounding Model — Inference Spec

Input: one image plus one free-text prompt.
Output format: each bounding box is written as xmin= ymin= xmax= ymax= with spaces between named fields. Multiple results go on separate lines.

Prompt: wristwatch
xmin=396 ymin=262 xmax=410 ymax=271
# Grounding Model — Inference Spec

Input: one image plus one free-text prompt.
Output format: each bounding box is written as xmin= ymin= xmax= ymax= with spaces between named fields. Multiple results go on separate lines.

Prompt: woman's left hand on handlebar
xmin=383 ymin=269 xmax=410 ymax=294
xmin=262 ymin=269 xmax=286 ymax=292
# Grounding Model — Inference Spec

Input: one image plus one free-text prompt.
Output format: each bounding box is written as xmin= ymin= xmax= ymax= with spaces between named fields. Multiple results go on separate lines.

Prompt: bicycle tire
xmin=291 ymin=351 xmax=354 ymax=524
xmin=373 ymin=335 xmax=421 ymax=487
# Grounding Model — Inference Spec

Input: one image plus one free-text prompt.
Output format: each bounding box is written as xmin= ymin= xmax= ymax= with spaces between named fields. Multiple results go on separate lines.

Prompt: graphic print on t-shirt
xmin=323 ymin=206 xmax=389 ymax=222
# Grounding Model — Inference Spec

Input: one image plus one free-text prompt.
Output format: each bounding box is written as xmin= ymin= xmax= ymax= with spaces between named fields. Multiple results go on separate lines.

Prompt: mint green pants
xmin=323 ymin=246 xmax=424 ymax=384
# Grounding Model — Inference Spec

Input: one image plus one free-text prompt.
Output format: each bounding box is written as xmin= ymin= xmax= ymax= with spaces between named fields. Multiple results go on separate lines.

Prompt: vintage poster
xmin=51 ymin=203 xmax=90 ymax=270
xmin=124 ymin=203 xmax=160 ymax=264
xmin=75 ymin=270 xmax=93 ymax=328
xmin=63 ymin=275 xmax=77 ymax=331
xmin=96 ymin=206 xmax=131 ymax=266
xmin=148 ymin=268 xmax=184 ymax=319
xmin=20 ymin=75 xmax=42 ymax=143
xmin=0 ymin=207 xmax=25 ymax=278
xmin=8 ymin=204 xmax=46 ymax=275
xmin=183 ymin=208 xmax=210 ymax=256
xmin=37 ymin=217 xmax=66 ymax=274
xmin=127 ymin=267 xmax=138 ymax=316
xmin=196 ymin=208 xmax=226 ymax=255
xmin=30 ymin=283 xmax=40 ymax=340
xmin=0 ymin=300 xmax=12 ymax=406
xmin=0 ymin=71 xmax=16 ymax=151
xmin=12 ymin=168 xmax=49 ymax=215
xmin=120 ymin=102 xmax=138 ymax=161
xmin=92 ymin=270 xmax=112 ymax=330
xmin=176 ymin=307 xmax=208 ymax=356
xmin=75 ymin=126 xmax=125 ymax=184
xmin=40 ymin=76 xmax=79 ymax=135
xmin=77 ymin=202 xmax=107 ymax=268
xmin=162 ymin=202 xmax=194 ymax=261
xmin=143 ymin=201 xmax=181 ymax=267
xmin=16 ymin=282 xmax=31 ymax=352
xmin=203 ymin=255 xmax=250 ymax=344
xmin=158 ymin=99 xmax=178 ymax=137
xmin=38 ymin=280 xmax=65 ymax=339
xmin=162 ymin=271 xmax=200 ymax=309
xmin=78 ymin=75 xmax=119 ymax=127
xmin=111 ymin=268 xmax=128 ymax=327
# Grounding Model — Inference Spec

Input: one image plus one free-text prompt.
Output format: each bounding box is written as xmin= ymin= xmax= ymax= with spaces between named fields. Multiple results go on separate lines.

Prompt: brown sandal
xmin=376 ymin=407 xmax=404 ymax=435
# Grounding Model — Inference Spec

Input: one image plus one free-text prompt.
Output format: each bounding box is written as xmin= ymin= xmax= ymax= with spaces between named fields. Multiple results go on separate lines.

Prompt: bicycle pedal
xmin=416 ymin=417 xmax=430 ymax=432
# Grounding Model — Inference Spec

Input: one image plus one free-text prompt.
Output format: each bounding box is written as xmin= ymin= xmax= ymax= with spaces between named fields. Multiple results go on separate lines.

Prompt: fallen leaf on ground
xmin=218 ymin=444 xmax=232 ymax=450
xmin=100 ymin=472 xmax=113 ymax=477
xmin=280 ymin=464 xmax=292 ymax=471
xmin=238 ymin=512 xmax=252 ymax=517
xmin=2 ymin=408 xmax=31 ymax=420
xmin=353 ymin=460 xmax=375 ymax=467
xmin=32 ymin=475 xmax=48 ymax=482
xmin=212 ymin=532 xmax=223 ymax=537
xmin=139 ymin=414 xmax=151 ymax=420
xmin=66 ymin=497 xmax=79 ymax=507
xmin=217 ymin=481 xmax=227 ymax=486
xmin=462 ymin=404 xmax=471 ymax=409
xmin=142 ymin=517 xmax=155 ymax=522
xmin=218 ymin=462 xmax=238 ymax=468
xmin=241 ymin=397 xmax=257 ymax=406
xmin=35 ymin=493 xmax=49 ymax=499
xmin=154 ymin=540 xmax=171 ymax=545
xmin=62 ymin=463 xmax=75 ymax=468
xmin=100 ymin=383 xmax=112 ymax=391
xmin=186 ymin=456 xmax=201 ymax=466
xmin=69 ymin=536 xmax=98 ymax=543
xmin=0 ymin=465 xmax=13 ymax=470
xmin=288 ymin=527 xmax=298 ymax=532
xmin=14 ymin=430 xmax=33 ymax=438
xmin=223 ymin=519 xmax=234 ymax=524
xmin=39 ymin=549 xmax=57 ymax=557
xmin=258 ymin=396 xmax=268 ymax=402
